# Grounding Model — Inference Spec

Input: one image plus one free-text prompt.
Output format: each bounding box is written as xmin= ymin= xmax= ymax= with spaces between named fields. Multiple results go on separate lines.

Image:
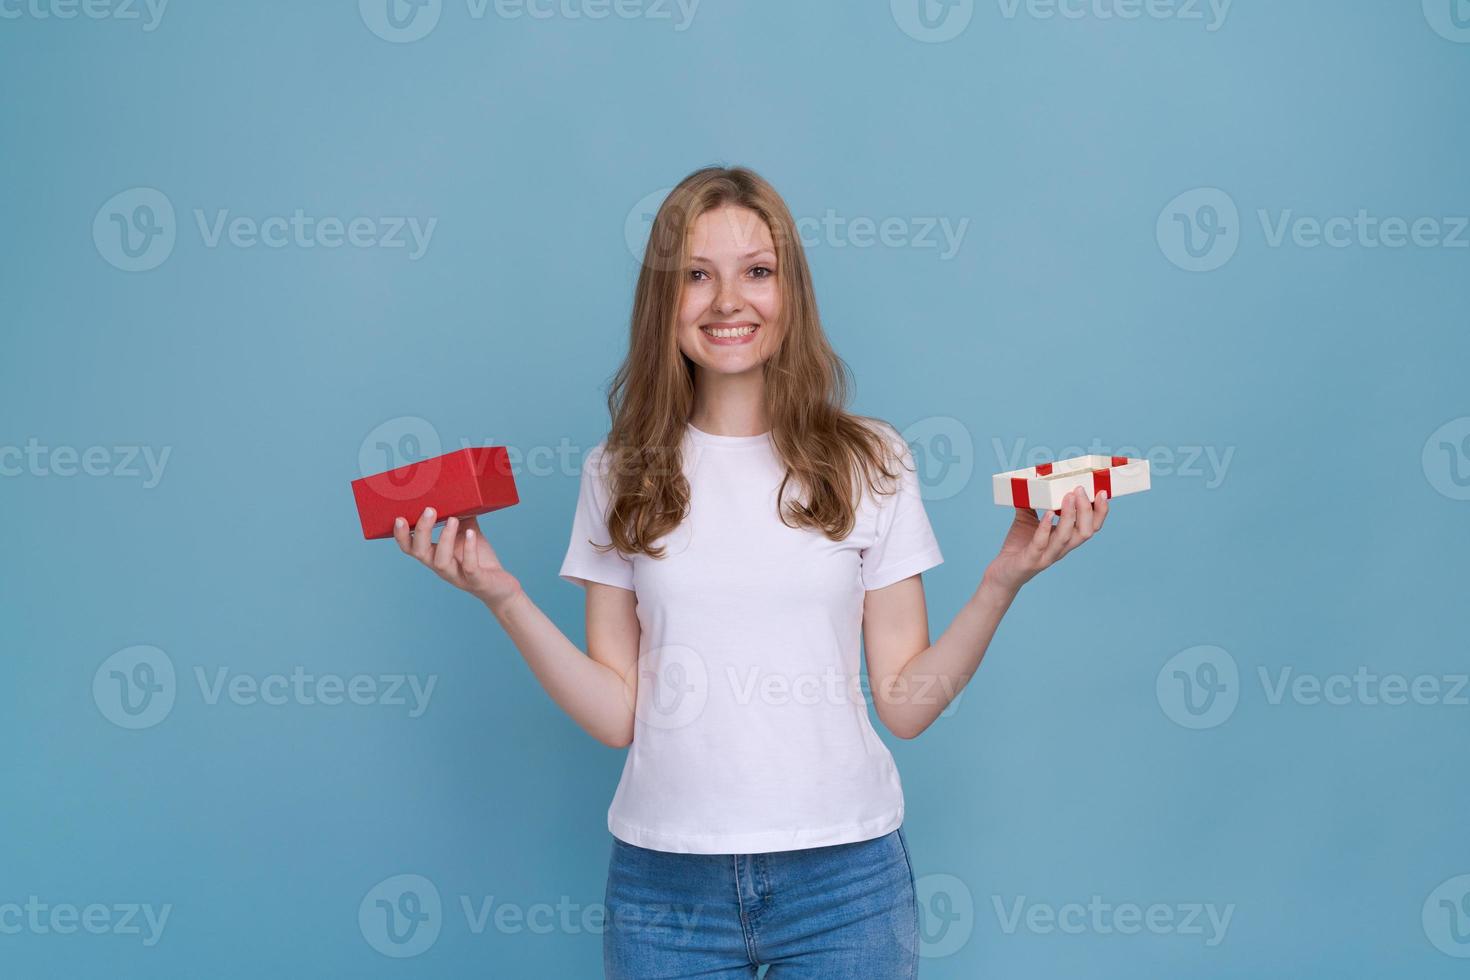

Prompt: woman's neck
xmin=689 ymin=370 xmax=769 ymax=437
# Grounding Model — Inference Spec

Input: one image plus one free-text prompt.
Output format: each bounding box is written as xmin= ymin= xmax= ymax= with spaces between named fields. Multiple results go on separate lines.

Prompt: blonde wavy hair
xmin=596 ymin=165 xmax=909 ymax=560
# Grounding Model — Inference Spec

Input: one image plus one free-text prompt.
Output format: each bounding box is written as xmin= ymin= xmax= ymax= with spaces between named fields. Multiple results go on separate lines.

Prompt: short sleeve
xmin=558 ymin=443 xmax=635 ymax=591
xmin=859 ymin=428 xmax=944 ymax=591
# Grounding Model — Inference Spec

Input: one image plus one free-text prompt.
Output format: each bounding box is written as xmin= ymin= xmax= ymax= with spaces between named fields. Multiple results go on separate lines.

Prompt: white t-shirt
xmin=558 ymin=420 xmax=944 ymax=854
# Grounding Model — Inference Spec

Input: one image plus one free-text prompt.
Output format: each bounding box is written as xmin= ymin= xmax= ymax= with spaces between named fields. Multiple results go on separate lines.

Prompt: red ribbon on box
xmin=1008 ymin=455 xmax=1134 ymax=514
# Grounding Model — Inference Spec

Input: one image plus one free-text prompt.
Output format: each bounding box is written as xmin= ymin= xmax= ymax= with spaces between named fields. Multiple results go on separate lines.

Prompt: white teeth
xmin=703 ymin=325 xmax=757 ymax=338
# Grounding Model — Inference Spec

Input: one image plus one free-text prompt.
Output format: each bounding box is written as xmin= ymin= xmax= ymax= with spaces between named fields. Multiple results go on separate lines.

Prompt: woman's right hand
xmin=393 ymin=508 xmax=524 ymax=613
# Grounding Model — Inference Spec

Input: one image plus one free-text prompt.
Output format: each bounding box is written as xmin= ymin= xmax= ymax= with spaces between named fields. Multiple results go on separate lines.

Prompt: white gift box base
xmin=993 ymin=454 xmax=1151 ymax=511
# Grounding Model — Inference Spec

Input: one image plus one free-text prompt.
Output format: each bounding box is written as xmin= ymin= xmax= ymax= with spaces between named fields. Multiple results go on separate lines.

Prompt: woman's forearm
xmin=878 ymin=568 xmax=1019 ymax=739
xmin=485 ymin=590 xmax=635 ymax=748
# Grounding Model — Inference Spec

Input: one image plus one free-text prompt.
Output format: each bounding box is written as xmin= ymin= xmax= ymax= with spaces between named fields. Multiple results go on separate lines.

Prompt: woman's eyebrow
xmin=689 ymin=249 xmax=776 ymax=263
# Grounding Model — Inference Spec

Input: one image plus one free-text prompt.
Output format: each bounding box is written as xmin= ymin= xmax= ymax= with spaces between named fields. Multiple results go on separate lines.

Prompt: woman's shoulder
xmin=583 ymin=435 xmax=617 ymax=467
xmin=852 ymin=415 xmax=909 ymax=462
xmin=576 ymin=439 xmax=618 ymax=495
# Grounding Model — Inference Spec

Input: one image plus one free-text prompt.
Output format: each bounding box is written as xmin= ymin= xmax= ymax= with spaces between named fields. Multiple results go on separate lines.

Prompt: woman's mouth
xmin=700 ymin=323 xmax=760 ymax=345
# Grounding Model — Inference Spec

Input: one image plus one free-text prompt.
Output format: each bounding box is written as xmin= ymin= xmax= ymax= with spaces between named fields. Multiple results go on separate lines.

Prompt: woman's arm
xmin=863 ymin=570 xmax=1017 ymax=740
xmin=490 ymin=582 xmax=640 ymax=749
xmin=394 ymin=509 xmax=640 ymax=748
xmin=864 ymin=486 xmax=1107 ymax=740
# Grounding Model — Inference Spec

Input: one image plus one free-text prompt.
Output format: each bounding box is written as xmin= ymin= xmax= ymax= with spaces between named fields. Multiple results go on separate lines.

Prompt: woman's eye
xmin=688 ymin=266 xmax=773 ymax=281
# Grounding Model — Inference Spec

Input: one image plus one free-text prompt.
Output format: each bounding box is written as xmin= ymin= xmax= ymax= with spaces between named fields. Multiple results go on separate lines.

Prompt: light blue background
xmin=3 ymin=1 xmax=1468 ymax=976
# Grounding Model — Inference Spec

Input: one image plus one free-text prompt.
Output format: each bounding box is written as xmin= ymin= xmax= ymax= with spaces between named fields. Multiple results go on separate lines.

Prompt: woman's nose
xmin=714 ymin=281 xmax=742 ymax=313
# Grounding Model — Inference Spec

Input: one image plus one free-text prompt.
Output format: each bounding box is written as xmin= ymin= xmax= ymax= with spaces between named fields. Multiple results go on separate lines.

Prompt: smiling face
xmin=675 ymin=204 xmax=782 ymax=376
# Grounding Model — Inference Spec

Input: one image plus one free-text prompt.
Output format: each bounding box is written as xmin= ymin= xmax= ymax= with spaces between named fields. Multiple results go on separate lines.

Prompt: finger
xmin=455 ymin=515 xmax=481 ymax=564
xmin=1041 ymin=489 xmax=1079 ymax=563
xmin=433 ymin=516 xmax=459 ymax=572
xmin=393 ymin=516 xmax=412 ymax=553
xmin=1029 ymin=507 xmax=1052 ymax=551
xmin=1060 ymin=488 xmax=1096 ymax=559
xmin=1075 ymin=487 xmax=1096 ymax=540
xmin=463 ymin=527 xmax=482 ymax=576
xmin=411 ymin=507 xmax=437 ymax=561
xmin=467 ymin=518 xmax=501 ymax=566
xmin=1094 ymin=489 xmax=1109 ymax=530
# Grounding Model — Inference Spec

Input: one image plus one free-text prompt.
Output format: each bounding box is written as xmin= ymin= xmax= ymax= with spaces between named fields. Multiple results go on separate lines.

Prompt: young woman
xmin=391 ymin=166 xmax=1109 ymax=978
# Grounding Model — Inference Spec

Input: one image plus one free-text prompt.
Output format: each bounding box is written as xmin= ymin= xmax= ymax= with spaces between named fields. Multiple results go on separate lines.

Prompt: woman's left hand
xmin=985 ymin=486 xmax=1109 ymax=595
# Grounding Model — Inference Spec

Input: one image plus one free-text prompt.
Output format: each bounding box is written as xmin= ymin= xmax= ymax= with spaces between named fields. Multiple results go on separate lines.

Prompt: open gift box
xmin=993 ymin=454 xmax=1150 ymax=512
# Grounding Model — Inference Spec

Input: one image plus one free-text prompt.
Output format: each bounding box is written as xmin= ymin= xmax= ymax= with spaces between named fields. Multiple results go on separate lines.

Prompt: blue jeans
xmin=603 ymin=826 xmax=920 ymax=978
